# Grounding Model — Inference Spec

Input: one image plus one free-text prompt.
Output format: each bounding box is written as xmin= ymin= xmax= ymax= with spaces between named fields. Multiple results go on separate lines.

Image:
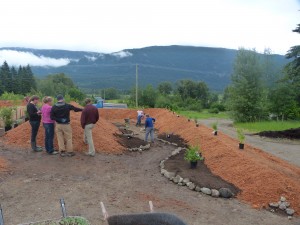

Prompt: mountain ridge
xmin=0 ymin=46 xmax=289 ymax=91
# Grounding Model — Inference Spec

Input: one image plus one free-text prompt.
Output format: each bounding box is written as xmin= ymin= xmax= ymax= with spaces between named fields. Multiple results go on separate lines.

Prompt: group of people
xmin=136 ymin=110 xmax=156 ymax=143
xmin=27 ymin=95 xmax=99 ymax=157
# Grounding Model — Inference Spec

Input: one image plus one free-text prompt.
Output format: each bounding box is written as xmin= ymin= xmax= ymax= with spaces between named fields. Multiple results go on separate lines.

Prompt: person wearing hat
xmin=81 ymin=98 xmax=99 ymax=156
xmin=50 ymin=95 xmax=83 ymax=157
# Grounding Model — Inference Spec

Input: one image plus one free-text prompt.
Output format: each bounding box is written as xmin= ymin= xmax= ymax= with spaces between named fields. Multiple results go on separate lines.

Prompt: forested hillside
xmin=0 ymin=46 xmax=289 ymax=91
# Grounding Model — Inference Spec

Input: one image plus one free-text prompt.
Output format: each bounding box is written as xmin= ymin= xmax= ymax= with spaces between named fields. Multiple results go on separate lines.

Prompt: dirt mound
xmin=102 ymin=108 xmax=300 ymax=214
xmin=257 ymin=127 xmax=300 ymax=139
xmin=4 ymin=111 xmax=124 ymax=154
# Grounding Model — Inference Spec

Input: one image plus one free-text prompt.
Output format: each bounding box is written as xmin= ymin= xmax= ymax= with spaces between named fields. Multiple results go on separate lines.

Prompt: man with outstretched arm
xmin=50 ymin=95 xmax=82 ymax=157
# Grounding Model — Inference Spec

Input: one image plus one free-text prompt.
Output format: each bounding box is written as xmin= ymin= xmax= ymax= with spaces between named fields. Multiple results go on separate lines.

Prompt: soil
xmin=116 ymin=134 xmax=148 ymax=149
xmin=131 ymin=109 xmax=300 ymax=214
xmin=257 ymin=127 xmax=300 ymax=139
xmin=0 ymin=108 xmax=300 ymax=224
xmin=164 ymin=150 xmax=240 ymax=194
xmin=0 ymin=142 xmax=299 ymax=225
xmin=157 ymin=133 xmax=188 ymax=147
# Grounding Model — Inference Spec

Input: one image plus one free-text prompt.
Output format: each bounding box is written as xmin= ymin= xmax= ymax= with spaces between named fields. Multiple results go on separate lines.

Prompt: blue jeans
xmin=43 ymin=123 xmax=55 ymax=153
xmin=145 ymin=127 xmax=154 ymax=142
xmin=136 ymin=115 xmax=142 ymax=126
xmin=29 ymin=121 xmax=40 ymax=143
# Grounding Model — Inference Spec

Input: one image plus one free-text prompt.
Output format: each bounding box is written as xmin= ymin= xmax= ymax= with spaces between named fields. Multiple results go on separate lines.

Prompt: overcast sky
xmin=0 ymin=0 xmax=299 ymax=55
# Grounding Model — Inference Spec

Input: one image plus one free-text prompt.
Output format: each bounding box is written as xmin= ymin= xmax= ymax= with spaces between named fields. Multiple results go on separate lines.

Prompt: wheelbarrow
xmin=101 ymin=201 xmax=188 ymax=225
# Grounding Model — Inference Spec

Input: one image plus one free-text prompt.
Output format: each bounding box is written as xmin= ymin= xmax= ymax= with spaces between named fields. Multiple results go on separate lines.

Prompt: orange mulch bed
xmin=0 ymin=99 xmax=27 ymax=107
xmin=4 ymin=111 xmax=124 ymax=154
xmin=100 ymin=108 xmax=300 ymax=214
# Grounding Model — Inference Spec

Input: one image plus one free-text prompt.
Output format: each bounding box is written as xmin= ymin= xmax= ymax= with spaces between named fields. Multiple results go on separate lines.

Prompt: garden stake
xmin=149 ymin=201 xmax=154 ymax=212
xmin=60 ymin=198 xmax=67 ymax=218
xmin=100 ymin=202 xmax=109 ymax=220
xmin=0 ymin=204 xmax=4 ymax=225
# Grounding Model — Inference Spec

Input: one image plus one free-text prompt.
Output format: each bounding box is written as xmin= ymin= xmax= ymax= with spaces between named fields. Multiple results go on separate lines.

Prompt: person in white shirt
xmin=136 ymin=110 xmax=144 ymax=126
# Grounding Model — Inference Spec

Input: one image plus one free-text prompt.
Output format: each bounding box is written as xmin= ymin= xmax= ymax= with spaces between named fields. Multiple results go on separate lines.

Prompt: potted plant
xmin=184 ymin=145 xmax=204 ymax=169
xmin=212 ymin=122 xmax=218 ymax=135
xmin=166 ymin=131 xmax=172 ymax=138
xmin=237 ymin=128 xmax=245 ymax=149
xmin=0 ymin=107 xmax=13 ymax=131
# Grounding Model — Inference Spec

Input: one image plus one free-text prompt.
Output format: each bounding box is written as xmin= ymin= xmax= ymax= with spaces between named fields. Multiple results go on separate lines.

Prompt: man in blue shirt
xmin=145 ymin=114 xmax=156 ymax=142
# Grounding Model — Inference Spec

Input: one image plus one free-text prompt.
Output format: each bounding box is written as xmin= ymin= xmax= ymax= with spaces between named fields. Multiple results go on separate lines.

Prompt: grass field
xmin=177 ymin=110 xmax=229 ymax=119
xmin=234 ymin=121 xmax=300 ymax=133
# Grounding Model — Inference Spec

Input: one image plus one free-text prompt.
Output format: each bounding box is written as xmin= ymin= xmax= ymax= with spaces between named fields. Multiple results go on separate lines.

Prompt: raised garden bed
xmin=257 ymin=127 xmax=300 ymax=139
xmin=157 ymin=133 xmax=188 ymax=147
xmin=164 ymin=149 xmax=240 ymax=195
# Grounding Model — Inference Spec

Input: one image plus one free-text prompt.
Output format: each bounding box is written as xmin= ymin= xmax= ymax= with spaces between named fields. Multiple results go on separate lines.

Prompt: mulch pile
xmin=4 ymin=110 xmax=125 ymax=154
xmin=100 ymin=108 xmax=300 ymax=214
xmin=257 ymin=127 xmax=300 ymax=139
xmin=0 ymin=99 xmax=27 ymax=107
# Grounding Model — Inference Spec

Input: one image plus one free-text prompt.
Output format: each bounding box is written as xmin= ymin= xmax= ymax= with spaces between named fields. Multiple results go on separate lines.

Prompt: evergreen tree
xmin=285 ymin=24 xmax=300 ymax=104
xmin=17 ymin=66 xmax=25 ymax=94
xmin=10 ymin=66 xmax=19 ymax=94
xmin=0 ymin=61 xmax=12 ymax=93
xmin=228 ymin=48 xmax=265 ymax=122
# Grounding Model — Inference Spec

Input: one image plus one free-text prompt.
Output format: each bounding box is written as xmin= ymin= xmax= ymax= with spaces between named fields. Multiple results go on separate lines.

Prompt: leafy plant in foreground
xmin=184 ymin=145 xmax=203 ymax=162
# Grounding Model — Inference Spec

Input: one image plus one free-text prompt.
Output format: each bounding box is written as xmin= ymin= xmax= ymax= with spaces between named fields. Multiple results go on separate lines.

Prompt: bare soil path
xmin=0 ymin=137 xmax=299 ymax=225
xmin=199 ymin=118 xmax=300 ymax=167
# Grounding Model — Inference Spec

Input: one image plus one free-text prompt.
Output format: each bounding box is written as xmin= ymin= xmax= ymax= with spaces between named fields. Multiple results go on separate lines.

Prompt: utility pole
xmin=136 ymin=64 xmax=138 ymax=108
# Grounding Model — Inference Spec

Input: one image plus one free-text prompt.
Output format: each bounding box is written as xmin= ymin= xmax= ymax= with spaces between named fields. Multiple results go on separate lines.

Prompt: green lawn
xmin=234 ymin=121 xmax=300 ymax=133
xmin=177 ymin=110 xmax=230 ymax=119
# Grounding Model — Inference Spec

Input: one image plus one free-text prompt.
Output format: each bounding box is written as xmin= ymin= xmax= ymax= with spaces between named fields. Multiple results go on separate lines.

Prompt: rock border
xmin=158 ymin=139 xmax=234 ymax=199
xmin=269 ymin=196 xmax=295 ymax=218
xmin=128 ymin=143 xmax=151 ymax=152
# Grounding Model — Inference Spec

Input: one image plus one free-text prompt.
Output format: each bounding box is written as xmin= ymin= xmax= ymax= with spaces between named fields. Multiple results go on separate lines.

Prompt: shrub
xmin=0 ymin=107 xmax=13 ymax=127
xmin=208 ymin=108 xmax=219 ymax=114
xmin=184 ymin=145 xmax=203 ymax=162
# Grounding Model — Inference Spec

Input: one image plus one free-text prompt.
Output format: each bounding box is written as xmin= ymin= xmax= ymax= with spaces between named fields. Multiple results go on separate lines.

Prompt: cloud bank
xmin=0 ymin=50 xmax=70 ymax=67
xmin=111 ymin=51 xmax=133 ymax=58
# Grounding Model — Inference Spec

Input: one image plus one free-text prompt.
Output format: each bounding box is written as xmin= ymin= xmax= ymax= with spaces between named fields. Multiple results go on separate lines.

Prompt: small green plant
xmin=212 ymin=121 xmax=218 ymax=131
xmin=184 ymin=145 xmax=203 ymax=162
xmin=237 ymin=128 xmax=245 ymax=144
xmin=59 ymin=217 xmax=90 ymax=225
xmin=32 ymin=217 xmax=90 ymax=225
xmin=0 ymin=107 xmax=13 ymax=127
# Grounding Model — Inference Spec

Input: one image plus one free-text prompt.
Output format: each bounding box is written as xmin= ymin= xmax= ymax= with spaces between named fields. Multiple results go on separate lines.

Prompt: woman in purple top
xmin=41 ymin=96 xmax=58 ymax=155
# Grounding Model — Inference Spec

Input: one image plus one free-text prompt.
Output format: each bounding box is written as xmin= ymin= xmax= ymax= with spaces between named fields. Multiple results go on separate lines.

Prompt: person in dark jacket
xmin=50 ymin=95 xmax=82 ymax=157
xmin=145 ymin=114 xmax=156 ymax=143
xmin=27 ymin=95 xmax=43 ymax=152
xmin=81 ymin=98 xmax=99 ymax=156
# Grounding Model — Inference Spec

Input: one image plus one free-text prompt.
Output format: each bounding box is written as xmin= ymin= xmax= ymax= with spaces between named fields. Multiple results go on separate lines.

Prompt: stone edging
xmin=158 ymin=140 xmax=234 ymax=199
xmin=269 ymin=196 xmax=295 ymax=217
xmin=128 ymin=143 xmax=151 ymax=152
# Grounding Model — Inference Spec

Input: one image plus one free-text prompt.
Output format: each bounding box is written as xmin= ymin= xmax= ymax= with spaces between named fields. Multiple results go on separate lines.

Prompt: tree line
xmin=0 ymin=61 xmax=36 ymax=95
xmin=227 ymin=23 xmax=300 ymax=122
xmin=0 ymin=61 xmax=86 ymax=102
